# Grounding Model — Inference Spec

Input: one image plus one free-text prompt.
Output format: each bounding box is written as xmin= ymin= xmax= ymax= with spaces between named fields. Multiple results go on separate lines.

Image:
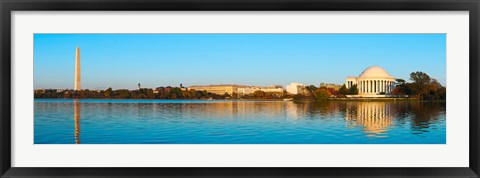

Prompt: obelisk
xmin=74 ymin=46 xmax=81 ymax=91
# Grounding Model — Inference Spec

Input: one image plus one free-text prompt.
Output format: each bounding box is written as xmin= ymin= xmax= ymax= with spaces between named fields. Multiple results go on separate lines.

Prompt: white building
xmin=286 ymin=82 xmax=306 ymax=94
xmin=237 ymin=86 xmax=283 ymax=95
xmin=346 ymin=66 xmax=396 ymax=96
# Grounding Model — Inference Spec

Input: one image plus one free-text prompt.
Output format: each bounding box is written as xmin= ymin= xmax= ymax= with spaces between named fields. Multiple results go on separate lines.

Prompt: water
xmin=34 ymin=99 xmax=446 ymax=144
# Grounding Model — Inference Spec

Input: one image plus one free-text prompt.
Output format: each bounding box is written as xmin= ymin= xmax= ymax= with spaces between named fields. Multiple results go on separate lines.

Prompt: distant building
xmin=137 ymin=83 xmax=141 ymax=90
xmin=237 ymin=85 xmax=283 ymax=95
xmin=320 ymin=83 xmax=342 ymax=90
xmin=286 ymin=82 xmax=305 ymax=94
xmin=346 ymin=66 xmax=396 ymax=96
xmin=188 ymin=84 xmax=247 ymax=95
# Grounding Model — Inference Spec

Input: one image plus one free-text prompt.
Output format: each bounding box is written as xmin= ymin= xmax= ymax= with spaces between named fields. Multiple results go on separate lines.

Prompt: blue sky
xmin=34 ymin=34 xmax=446 ymax=90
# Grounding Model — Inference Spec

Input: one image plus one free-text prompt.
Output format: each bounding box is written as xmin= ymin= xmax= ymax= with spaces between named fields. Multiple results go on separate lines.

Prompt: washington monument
xmin=74 ymin=46 xmax=81 ymax=91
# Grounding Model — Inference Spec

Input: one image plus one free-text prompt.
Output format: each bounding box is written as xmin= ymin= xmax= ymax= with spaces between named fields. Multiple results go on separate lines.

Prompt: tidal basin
xmin=34 ymin=99 xmax=446 ymax=144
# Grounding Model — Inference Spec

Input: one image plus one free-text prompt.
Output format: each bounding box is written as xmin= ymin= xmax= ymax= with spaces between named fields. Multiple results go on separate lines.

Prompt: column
xmin=364 ymin=81 xmax=366 ymax=93
xmin=363 ymin=81 xmax=365 ymax=93
xmin=385 ymin=81 xmax=388 ymax=93
xmin=382 ymin=80 xmax=385 ymax=93
xmin=383 ymin=80 xmax=387 ymax=93
xmin=388 ymin=81 xmax=390 ymax=93
xmin=387 ymin=81 xmax=390 ymax=93
xmin=369 ymin=80 xmax=371 ymax=93
xmin=371 ymin=80 xmax=373 ymax=93
xmin=362 ymin=81 xmax=364 ymax=93
xmin=389 ymin=81 xmax=392 ymax=93
xmin=379 ymin=80 xmax=382 ymax=93
xmin=365 ymin=80 xmax=370 ymax=93
xmin=377 ymin=80 xmax=380 ymax=93
xmin=360 ymin=81 xmax=363 ymax=93
xmin=358 ymin=81 xmax=360 ymax=93
xmin=359 ymin=81 xmax=363 ymax=93
xmin=382 ymin=80 xmax=384 ymax=93
xmin=384 ymin=80 xmax=387 ymax=93
xmin=371 ymin=80 xmax=374 ymax=93
xmin=386 ymin=81 xmax=388 ymax=93
xmin=379 ymin=81 xmax=382 ymax=93
xmin=359 ymin=81 xmax=361 ymax=93
xmin=373 ymin=80 xmax=375 ymax=93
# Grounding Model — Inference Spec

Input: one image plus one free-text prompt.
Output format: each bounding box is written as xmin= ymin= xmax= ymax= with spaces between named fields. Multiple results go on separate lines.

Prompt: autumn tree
xmin=314 ymin=88 xmax=331 ymax=101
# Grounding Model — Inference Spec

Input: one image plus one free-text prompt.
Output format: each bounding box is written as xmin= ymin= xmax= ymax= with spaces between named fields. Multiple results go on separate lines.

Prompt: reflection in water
xmin=345 ymin=102 xmax=393 ymax=138
xmin=74 ymin=100 xmax=80 ymax=144
xmin=34 ymin=99 xmax=446 ymax=144
xmin=177 ymin=101 xmax=285 ymax=120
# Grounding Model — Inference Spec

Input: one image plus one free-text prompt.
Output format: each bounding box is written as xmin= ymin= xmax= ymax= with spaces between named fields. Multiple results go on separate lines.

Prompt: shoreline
xmin=34 ymin=98 xmax=446 ymax=102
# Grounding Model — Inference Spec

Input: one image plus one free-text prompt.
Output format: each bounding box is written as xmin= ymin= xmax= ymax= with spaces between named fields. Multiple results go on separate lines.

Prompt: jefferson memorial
xmin=346 ymin=66 xmax=396 ymax=96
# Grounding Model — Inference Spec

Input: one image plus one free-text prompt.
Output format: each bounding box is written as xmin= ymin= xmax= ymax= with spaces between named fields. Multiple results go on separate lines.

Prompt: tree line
xmin=34 ymin=71 xmax=445 ymax=101
xmin=34 ymin=87 xmax=226 ymax=100
xmin=392 ymin=71 xmax=446 ymax=100
xmin=34 ymin=87 xmax=286 ymax=100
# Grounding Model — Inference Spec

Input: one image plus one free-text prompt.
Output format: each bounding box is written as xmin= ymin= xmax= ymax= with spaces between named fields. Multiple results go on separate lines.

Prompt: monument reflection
xmin=74 ymin=100 xmax=80 ymax=144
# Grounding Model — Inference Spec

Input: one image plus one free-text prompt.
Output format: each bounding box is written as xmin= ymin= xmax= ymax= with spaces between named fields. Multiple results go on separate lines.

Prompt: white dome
xmin=359 ymin=66 xmax=393 ymax=78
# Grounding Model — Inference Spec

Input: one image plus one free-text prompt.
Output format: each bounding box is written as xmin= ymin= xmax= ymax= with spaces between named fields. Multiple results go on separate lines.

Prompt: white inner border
xmin=12 ymin=11 xmax=469 ymax=167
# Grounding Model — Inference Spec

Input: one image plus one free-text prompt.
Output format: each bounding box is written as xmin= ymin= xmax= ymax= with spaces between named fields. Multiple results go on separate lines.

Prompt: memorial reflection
xmin=344 ymin=102 xmax=394 ymax=138
xmin=343 ymin=101 xmax=446 ymax=137
xmin=73 ymin=100 xmax=80 ymax=144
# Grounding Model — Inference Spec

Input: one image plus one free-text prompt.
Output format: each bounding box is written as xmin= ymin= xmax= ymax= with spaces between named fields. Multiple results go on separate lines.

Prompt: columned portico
xmin=346 ymin=66 xmax=395 ymax=96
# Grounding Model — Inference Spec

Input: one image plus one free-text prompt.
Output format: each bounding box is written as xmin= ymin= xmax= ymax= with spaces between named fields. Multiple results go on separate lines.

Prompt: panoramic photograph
xmin=34 ymin=34 xmax=446 ymax=144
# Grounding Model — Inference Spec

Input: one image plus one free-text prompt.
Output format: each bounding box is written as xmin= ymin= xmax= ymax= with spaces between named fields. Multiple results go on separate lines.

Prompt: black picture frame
xmin=1 ymin=0 xmax=479 ymax=177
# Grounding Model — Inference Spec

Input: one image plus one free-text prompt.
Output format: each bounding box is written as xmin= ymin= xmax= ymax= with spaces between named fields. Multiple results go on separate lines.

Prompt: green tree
xmin=339 ymin=84 xmax=348 ymax=95
xmin=348 ymin=84 xmax=359 ymax=95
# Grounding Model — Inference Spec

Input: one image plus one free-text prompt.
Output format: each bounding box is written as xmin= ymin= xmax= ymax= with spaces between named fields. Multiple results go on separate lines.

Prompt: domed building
xmin=346 ymin=66 xmax=395 ymax=96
